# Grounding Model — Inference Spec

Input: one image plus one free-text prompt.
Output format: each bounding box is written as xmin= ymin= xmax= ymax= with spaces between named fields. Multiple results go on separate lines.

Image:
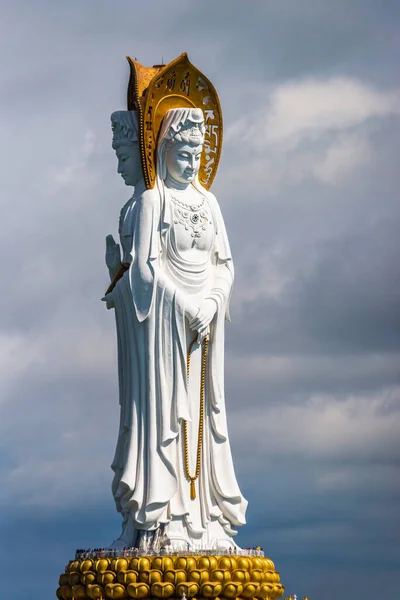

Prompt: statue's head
xmin=157 ymin=108 xmax=205 ymax=187
xmin=111 ymin=111 xmax=142 ymax=187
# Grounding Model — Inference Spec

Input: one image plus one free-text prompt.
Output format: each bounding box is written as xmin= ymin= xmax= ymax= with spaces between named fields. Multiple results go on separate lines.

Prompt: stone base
xmin=56 ymin=554 xmax=284 ymax=600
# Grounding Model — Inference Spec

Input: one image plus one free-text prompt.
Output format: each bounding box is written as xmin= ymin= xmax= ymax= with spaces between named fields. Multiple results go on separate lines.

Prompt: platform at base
xmin=56 ymin=554 xmax=285 ymax=600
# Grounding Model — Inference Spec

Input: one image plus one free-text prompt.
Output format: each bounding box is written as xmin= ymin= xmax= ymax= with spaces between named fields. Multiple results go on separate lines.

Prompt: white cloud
xmin=311 ymin=131 xmax=372 ymax=184
xmin=230 ymin=385 xmax=400 ymax=467
xmin=226 ymin=77 xmax=400 ymax=187
xmin=230 ymin=77 xmax=400 ymax=147
xmin=265 ymin=77 xmax=399 ymax=144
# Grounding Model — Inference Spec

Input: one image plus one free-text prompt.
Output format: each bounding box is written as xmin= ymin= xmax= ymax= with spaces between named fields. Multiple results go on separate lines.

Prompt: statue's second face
xmin=115 ymin=143 xmax=142 ymax=187
xmin=166 ymin=141 xmax=203 ymax=185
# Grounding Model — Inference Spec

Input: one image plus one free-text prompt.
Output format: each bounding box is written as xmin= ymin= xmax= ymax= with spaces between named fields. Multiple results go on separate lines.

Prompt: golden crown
xmin=126 ymin=53 xmax=223 ymax=190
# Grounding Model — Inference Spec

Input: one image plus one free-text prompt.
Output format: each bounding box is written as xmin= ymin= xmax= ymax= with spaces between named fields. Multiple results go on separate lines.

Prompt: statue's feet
xmin=109 ymin=514 xmax=136 ymax=549
xmin=109 ymin=537 xmax=130 ymax=550
xmin=215 ymin=537 xmax=238 ymax=550
xmin=162 ymin=534 xmax=191 ymax=551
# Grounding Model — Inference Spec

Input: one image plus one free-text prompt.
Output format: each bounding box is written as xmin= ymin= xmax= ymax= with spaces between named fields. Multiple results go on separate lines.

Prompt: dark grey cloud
xmin=182 ymin=0 xmax=400 ymax=86
xmin=230 ymin=213 xmax=400 ymax=358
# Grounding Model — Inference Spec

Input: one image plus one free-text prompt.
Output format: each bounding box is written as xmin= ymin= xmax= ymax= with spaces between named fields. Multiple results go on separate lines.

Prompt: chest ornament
xmin=171 ymin=195 xmax=212 ymax=239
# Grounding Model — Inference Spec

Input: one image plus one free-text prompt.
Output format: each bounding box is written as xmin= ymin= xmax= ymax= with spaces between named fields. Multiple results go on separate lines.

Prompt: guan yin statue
xmin=104 ymin=55 xmax=246 ymax=553
xmin=56 ymin=54 xmax=285 ymax=600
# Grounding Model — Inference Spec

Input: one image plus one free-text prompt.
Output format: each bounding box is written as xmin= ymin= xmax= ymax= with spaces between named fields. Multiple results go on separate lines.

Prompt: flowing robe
xmin=107 ymin=181 xmax=247 ymax=548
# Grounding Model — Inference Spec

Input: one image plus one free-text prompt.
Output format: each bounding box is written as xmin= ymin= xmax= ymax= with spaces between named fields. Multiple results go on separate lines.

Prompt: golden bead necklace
xmin=182 ymin=335 xmax=209 ymax=500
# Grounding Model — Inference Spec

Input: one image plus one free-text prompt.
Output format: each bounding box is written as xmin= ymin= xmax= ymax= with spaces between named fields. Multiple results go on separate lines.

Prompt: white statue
xmin=106 ymin=111 xmax=142 ymax=279
xmin=104 ymin=107 xmax=247 ymax=551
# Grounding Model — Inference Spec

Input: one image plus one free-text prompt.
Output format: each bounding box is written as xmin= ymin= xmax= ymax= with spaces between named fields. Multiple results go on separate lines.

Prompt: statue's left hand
xmin=189 ymin=298 xmax=217 ymax=334
xmin=101 ymin=292 xmax=115 ymax=310
xmin=105 ymin=234 xmax=121 ymax=272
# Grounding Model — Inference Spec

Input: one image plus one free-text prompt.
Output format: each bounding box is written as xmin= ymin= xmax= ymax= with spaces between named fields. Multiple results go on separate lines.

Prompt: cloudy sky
xmin=1 ymin=1 xmax=399 ymax=598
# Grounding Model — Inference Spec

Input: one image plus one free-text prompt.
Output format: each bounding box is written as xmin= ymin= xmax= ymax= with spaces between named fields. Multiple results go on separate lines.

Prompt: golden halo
xmin=126 ymin=53 xmax=223 ymax=190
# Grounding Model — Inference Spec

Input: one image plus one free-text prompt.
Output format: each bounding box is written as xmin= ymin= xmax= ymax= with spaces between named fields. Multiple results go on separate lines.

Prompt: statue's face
xmin=115 ymin=143 xmax=142 ymax=186
xmin=165 ymin=141 xmax=203 ymax=185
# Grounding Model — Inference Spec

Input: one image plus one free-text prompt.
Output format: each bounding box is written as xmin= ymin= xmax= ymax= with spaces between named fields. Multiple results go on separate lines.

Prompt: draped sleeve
xmin=129 ymin=188 xmax=161 ymax=322
xmin=129 ymin=187 xmax=191 ymax=325
xmin=206 ymin=191 xmax=234 ymax=321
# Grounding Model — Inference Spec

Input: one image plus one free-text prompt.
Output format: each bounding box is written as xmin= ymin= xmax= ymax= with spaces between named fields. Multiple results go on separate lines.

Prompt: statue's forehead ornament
xmin=126 ymin=53 xmax=223 ymax=190
xmin=173 ymin=115 xmax=206 ymax=145
xmin=178 ymin=125 xmax=204 ymax=145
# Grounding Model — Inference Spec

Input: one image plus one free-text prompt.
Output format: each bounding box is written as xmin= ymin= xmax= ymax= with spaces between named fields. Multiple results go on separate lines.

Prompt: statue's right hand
xmin=185 ymin=301 xmax=199 ymax=324
xmin=105 ymin=234 xmax=121 ymax=272
xmin=189 ymin=299 xmax=216 ymax=333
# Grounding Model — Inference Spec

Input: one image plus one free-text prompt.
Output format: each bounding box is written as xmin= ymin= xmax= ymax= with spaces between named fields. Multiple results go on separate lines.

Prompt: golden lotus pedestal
xmin=56 ymin=554 xmax=285 ymax=600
